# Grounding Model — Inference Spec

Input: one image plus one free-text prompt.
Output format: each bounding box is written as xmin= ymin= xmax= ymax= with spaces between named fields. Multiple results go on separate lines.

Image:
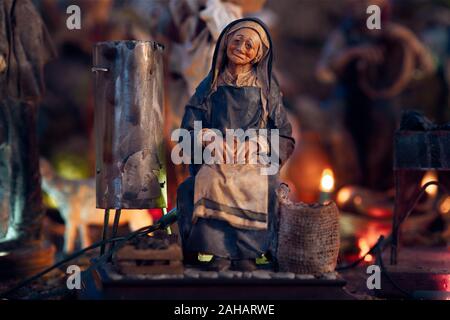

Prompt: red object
xmin=147 ymin=198 xmax=174 ymax=221
xmin=367 ymin=206 xmax=392 ymax=219
xmin=148 ymin=209 xmax=163 ymax=221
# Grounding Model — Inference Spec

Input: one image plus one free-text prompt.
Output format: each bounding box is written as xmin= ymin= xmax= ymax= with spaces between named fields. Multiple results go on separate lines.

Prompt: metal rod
xmin=91 ymin=67 xmax=108 ymax=72
xmin=100 ymin=209 xmax=110 ymax=256
xmin=390 ymin=180 xmax=448 ymax=265
xmin=109 ymin=209 xmax=122 ymax=261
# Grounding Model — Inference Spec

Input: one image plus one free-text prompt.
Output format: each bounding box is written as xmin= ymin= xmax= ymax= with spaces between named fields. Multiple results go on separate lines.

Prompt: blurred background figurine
xmin=40 ymin=159 xmax=153 ymax=253
xmin=315 ymin=0 xmax=434 ymax=190
xmin=0 ymin=0 xmax=56 ymax=249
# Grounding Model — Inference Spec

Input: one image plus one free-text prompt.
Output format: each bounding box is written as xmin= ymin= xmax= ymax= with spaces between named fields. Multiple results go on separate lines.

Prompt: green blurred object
xmin=256 ymin=254 xmax=270 ymax=265
xmin=52 ymin=153 xmax=91 ymax=180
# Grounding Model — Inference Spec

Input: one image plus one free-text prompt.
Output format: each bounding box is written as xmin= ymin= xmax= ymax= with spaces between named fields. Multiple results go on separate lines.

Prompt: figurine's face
xmin=226 ymin=28 xmax=261 ymax=66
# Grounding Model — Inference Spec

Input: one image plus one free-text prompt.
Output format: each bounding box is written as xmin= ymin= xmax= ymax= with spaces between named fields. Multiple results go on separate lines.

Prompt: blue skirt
xmin=176 ymin=175 xmax=279 ymax=260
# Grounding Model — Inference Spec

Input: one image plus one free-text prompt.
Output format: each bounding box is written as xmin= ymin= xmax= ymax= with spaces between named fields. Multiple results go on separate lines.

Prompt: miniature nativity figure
xmin=176 ymin=18 xmax=295 ymax=272
xmin=0 ymin=0 xmax=56 ymax=278
xmin=315 ymin=0 xmax=434 ymax=190
xmin=0 ymin=0 xmax=56 ymax=250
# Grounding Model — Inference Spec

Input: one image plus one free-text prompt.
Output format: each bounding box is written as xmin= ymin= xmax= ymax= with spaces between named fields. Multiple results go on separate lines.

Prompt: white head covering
xmin=209 ymin=19 xmax=273 ymax=125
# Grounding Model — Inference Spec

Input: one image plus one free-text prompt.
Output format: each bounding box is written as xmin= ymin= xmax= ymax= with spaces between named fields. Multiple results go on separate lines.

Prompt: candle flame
xmin=320 ymin=168 xmax=335 ymax=193
xmin=421 ymin=171 xmax=438 ymax=197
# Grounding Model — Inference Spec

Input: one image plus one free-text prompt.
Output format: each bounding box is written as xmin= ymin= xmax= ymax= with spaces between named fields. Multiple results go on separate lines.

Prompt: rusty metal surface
xmin=93 ymin=41 xmax=166 ymax=209
xmin=394 ymin=131 xmax=450 ymax=170
xmin=391 ymin=117 xmax=450 ymax=264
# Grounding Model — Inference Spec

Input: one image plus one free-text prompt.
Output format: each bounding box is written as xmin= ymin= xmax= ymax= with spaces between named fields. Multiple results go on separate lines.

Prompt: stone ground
xmin=3 ymin=222 xmax=445 ymax=300
xmin=0 ymin=249 xmax=377 ymax=300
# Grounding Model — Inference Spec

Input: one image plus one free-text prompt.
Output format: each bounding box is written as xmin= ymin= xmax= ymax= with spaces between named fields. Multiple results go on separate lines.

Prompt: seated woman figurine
xmin=177 ymin=18 xmax=295 ymax=271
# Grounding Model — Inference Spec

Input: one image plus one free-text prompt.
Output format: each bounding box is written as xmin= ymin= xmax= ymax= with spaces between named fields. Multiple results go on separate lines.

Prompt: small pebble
xmin=109 ymin=273 xmax=123 ymax=281
xmin=251 ymin=270 xmax=272 ymax=279
xmin=106 ymin=267 xmax=123 ymax=280
xmin=295 ymin=274 xmax=315 ymax=280
xmin=199 ymin=271 xmax=219 ymax=279
xmin=271 ymin=272 xmax=295 ymax=279
xmin=321 ymin=272 xmax=338 ymax=280
xmin=143 ymin=274 xmax=184 ymax=280
xmin=184 ymin=269 xmax=200 ymax=278
xmin=218 ymin=271 xmax=243 ymax=279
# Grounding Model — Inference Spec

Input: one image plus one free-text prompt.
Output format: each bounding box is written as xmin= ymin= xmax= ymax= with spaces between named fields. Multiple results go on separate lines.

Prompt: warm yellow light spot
xmin=440 ymin=196 xmax=450 ymax=215
xmin=337 ymin=187 xmax=352 ymax=205
xmin=421 ymin=170 xmax=438 ymax=197
xmin=320 ymin=168 xmax=335 ymax=192
xmin=198 ymin=253 xmax=213 ymax=262
xmin=358 ymin=238 xmax=373 ymax=262
xmin=256 ymin=254 xmax=270 ymax=265
xmin=43 ymin=192 xmax=58 ymax=209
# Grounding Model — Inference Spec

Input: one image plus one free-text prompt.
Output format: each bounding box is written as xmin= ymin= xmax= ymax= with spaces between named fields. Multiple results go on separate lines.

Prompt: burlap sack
xmin=276 ymin=184 xmax=340 ymax=275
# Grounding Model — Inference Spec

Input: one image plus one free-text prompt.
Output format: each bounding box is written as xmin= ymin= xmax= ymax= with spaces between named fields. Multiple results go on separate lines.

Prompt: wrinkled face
xmin=226 ymin=28 xmax=261 ymax=66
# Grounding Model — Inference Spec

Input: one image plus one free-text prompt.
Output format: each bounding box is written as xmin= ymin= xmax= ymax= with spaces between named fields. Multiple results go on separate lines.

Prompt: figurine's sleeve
xmin=268 ymin=84 xmax=295 ymax=167
xmin=181 ymin=75 xmax=212 ymax=130
xmin=181 ymin=104 xmax=208 ymax=130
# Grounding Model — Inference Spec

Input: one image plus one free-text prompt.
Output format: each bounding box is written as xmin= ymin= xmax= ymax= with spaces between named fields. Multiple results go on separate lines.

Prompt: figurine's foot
xmin=231 ymin=259 xmax=258 ymax=272
xmin=201 ymin=256 xmax=231 ymax=272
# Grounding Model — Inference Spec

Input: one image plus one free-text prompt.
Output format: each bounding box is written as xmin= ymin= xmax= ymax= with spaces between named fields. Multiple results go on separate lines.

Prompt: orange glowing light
xmin=337 ymin=187 xmax=352 ymax=205
xmin=421 ymin=170 xmax=438 ymax=197
xmin=353 ymin=195 xmax=363 ymax=206
xmin=358 ymin=238 xmax=373 ymax=262
xmin=356 ymin=223 xmax=387 ymax=263
xmin=320 ymin=168 xmax=335 ymax=193
xmin=440 ymin=196 xmax=450 ymax=215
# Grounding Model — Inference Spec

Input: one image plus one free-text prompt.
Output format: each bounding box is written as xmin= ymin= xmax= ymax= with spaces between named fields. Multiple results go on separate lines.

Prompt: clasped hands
xmin=198 ymin=128 xmax=269 ymax=164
